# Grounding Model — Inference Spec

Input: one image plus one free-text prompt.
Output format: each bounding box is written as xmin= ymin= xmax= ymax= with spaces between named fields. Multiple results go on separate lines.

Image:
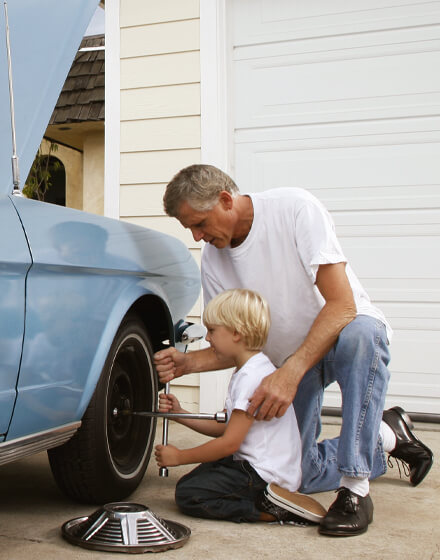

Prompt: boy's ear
xmin=232 ymin=330 xmax=241 ymax=342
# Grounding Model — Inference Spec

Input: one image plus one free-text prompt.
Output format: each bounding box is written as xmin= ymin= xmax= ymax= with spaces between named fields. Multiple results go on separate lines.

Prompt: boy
xmin=155 ymin=289 xmax=326 ymax=524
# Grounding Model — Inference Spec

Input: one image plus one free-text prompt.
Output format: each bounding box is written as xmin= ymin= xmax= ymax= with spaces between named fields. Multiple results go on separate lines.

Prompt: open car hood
xmin=0 ymin=0 xmax=98 ymax=196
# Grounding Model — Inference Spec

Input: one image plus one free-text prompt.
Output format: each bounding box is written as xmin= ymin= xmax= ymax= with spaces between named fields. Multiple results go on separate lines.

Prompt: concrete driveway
xmin=0 ymin=419 xmax=438 ymax=560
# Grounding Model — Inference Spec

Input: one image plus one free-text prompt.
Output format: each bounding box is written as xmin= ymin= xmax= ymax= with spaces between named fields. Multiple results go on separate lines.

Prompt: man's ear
xmin=218 ymin=190 xmax=234 ymax=210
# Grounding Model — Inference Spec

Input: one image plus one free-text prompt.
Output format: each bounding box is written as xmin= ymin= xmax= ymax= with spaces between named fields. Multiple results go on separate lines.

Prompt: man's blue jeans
xmin=294 ymin=315 xmax=391 ymax=494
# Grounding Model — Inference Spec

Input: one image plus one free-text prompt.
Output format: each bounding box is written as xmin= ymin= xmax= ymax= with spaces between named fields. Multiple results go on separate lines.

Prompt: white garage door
xmin=228 ymin=0 xmax=440 ymax=415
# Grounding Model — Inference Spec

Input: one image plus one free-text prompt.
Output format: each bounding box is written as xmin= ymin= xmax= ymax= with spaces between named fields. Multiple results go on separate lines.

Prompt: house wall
xmin=83 ymin=130 xmax=104 ymax=215
xmin=64 ymin=146 xmax=83 ymax=210
xmin=39 ymin=139 xmax=83 ymax=210
xmin=119 ymin=0 xmax=203 ymax=412
xmin=39 ymin=135 xmax=104 ymax=215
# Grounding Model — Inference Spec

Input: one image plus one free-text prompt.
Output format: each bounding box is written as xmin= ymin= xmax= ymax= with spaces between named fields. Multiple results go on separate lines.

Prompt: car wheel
xmin=48 ymin=314 xmax=158 ymax=504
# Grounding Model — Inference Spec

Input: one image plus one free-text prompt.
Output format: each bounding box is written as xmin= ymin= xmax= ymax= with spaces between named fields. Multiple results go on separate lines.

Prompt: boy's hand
xmin=154 ymin=347 xmax=188 ymax=384
xmin=155 ymin=444 xmax=181 ymax=467
xmin=159 ymin=392 xmax=183 ymax=414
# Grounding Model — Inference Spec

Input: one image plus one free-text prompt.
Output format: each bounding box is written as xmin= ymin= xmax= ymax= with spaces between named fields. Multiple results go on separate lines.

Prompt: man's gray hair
xmin=163 ymin=164 xmax=239 ymax=217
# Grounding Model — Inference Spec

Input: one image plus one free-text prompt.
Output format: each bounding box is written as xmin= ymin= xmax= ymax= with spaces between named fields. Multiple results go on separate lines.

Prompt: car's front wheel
xmin=48 ymin=314 xmax=158 ymax=504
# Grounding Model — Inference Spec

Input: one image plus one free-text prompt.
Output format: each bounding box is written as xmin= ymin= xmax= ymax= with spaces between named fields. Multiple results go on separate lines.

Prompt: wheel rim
xmin=106 ymin=333 xmax=156 ymax=478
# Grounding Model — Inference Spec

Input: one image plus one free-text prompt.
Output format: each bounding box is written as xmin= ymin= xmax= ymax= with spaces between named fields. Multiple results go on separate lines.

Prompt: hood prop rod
xmin=3 ymin=1 xmax=21 ymax=196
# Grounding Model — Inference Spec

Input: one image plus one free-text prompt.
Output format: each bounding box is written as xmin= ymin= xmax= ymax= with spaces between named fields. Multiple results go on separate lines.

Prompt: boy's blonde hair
xmin=203 ymin=289 xmax=270 ymax=351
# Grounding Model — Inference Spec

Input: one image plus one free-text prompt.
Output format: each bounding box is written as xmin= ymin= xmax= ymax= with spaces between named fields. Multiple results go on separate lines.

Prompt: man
xmin=154 ymin=164 xmax=433 ymax=537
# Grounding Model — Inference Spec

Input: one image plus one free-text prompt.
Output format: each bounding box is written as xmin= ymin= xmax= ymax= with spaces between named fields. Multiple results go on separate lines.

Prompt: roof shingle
xmin=50 ymin=34 xmax=105 ymax=125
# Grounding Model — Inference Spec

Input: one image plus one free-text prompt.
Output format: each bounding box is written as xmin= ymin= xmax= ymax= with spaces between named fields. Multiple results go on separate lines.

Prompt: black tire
xmin=48 ymin=314 xmax=158 ymax=504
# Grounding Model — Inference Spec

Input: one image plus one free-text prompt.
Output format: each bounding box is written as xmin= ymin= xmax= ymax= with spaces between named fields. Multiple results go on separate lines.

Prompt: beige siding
xmin=119 ymin=184 xmax=166 ymax=216
xmin=121 ymin=83 xmax=200 ymax=122
xmin=119 ymin=0 xmax=202 ymax=410
xmin=121 ymin=19 xmax=199 ymax=58
xmin=120 ymin=149 xmax=201 ymax=185
xmin=121 ymin=52 xmax=200 ymax=89
xmin=121 ymin=116 xmax=200 ymax=153
xmin=120 ymin=0 xmax=199 ymax=27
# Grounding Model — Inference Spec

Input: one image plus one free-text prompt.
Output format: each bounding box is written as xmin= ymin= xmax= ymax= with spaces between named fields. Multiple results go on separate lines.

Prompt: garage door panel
xmin=342 ymin=237 xmax=439 ymax=280
xmin=232 ymin=0 xmax=440 ymax=44
xmin=390 ymin=330 xmax=440 ymax=375
xmin=388 ymin=373 xmax=440 ymax=399
xmin=234 ymin=26 xmax=440 ymax=62
xmin=365 ymin=279 xmax=440 ymax=303
xmin=335 ymin=216 xmax=440 ymax=237
xmin=234 ymin=138 xmax=440 ymax=198
xmin=234 ymin=48 xmax=440 ymax=129
xmin=235 ymin=117 xmax=440 ymax=146
xmin=383 ymin=317 xmax=440 ymax=334
xmin=310 ymin=185 xmax=440 ymax=212
xmin=383 ymin=372 xmax=440 ymax=413
xmin=323 ymin=369 xmax=439 ymax=413
xmin=380 ymin=302 xmax=440 ymax=327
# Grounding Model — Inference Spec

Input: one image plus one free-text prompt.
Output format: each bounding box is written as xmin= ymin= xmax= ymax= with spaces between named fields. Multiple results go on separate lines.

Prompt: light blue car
xmin=0 ymin=1 xmax=200 ymax=503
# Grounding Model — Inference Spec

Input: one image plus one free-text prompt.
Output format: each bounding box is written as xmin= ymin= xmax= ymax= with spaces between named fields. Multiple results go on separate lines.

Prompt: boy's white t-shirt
xmin=225 ymin=352 xmax=302 ymax=492
xmin=202 ymin=188 xmax=392 ymax=368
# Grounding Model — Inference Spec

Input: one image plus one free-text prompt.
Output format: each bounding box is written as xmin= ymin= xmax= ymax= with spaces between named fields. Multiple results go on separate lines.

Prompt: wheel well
xmin=128 ymin=295 xmax=174 ymax=353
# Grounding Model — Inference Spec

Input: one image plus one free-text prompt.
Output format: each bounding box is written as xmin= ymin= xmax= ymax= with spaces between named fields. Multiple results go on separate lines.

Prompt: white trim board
xmin=200 ymin=0 xmax=230 ymax=171
xmin=104 ymin=0 xmax=120 ymax=219
xmin=199 ymin=0 xmax=233 ymax=412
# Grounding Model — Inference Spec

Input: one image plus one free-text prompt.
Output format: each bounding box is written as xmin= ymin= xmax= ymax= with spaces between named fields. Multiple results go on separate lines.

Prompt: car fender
xmin=76 ymin=280 xmax=174 ymax=420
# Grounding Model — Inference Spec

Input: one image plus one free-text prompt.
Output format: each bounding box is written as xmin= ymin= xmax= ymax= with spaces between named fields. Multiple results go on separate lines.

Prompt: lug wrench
xmin=131 ymin=409 xmax=228 ymax=423
xmin=130 ymin=390 xmax=227 ymax=477
xmin=151 ymin=323 xmax=208 ymax=476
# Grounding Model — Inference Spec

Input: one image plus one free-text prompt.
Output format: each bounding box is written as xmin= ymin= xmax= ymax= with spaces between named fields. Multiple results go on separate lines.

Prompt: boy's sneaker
xmin=264 ymin=483 xmax=327 ymax=524
xmin=256 ymin=491 xmax=311 ymax=526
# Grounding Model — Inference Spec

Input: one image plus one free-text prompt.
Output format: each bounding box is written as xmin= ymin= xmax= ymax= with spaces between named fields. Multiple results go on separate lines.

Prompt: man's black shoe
xmin=319 ymin=488 xmax=373 ymax=537
xmin=383 ymin=406 xmax=433 ymax=486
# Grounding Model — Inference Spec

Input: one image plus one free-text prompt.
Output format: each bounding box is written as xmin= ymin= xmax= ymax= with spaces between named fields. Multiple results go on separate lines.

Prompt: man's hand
xmin=155 ymin=444 xmax=181 ymax=467
xmin=154 ymin=347 xmax=187 ymax=384
xmin=247 ymin=366 xmax=300 ymax=421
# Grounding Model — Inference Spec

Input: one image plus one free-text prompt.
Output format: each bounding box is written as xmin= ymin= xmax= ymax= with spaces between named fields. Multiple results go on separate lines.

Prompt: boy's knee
xmin=175 ymin=477 xmax=193 ymax=509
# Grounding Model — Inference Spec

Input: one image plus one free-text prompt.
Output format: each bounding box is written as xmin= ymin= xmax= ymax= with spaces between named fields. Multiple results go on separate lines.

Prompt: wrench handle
xmin=159 ymin=383 xmax=170 ymax=477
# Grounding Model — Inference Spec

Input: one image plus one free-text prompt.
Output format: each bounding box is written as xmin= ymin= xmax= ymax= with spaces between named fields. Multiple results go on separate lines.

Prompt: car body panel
xmin=0 ymin=0 xmax=99 ymax=197
xmin=6 ymin=196 xmax=200 ymax=439
xmin=0 ymin=197 xmax=32 ymax=436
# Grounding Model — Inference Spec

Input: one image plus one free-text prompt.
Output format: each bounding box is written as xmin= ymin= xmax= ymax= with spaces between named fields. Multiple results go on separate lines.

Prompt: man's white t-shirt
xmin=202 ymin=188 xmax=392 ymax=368
xmin=225 ymin=352 xmax=302 ymax=492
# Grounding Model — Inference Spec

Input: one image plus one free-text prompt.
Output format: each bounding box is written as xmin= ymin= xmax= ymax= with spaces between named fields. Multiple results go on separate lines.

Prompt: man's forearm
xmin=184 ymin=346 xmax=234 ymax=375
xmin=284 ymin=299 xmax=356 ymax=383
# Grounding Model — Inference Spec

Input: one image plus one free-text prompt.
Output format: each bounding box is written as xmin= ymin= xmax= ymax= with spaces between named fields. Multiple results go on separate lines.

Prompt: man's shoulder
xmin=249 ymin=187 xmax=320 ymax=210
